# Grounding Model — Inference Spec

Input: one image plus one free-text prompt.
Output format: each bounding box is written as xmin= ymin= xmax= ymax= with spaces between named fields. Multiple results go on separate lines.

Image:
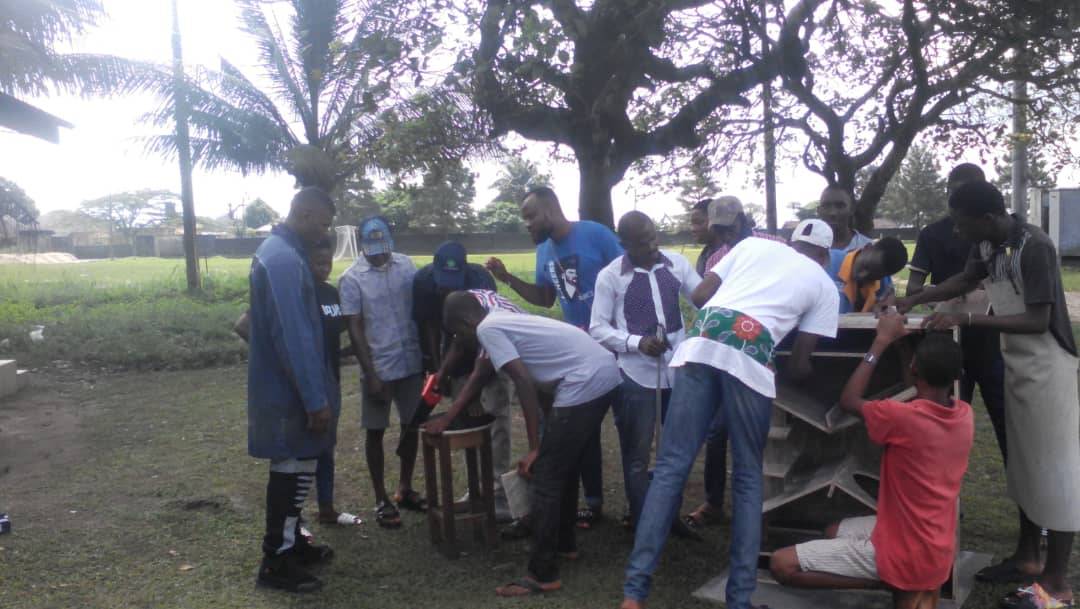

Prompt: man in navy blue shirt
xmin=247 ymin=187 xmax=338 ymax=593
xmin=486 ymin=186 xmax=622 ymax=529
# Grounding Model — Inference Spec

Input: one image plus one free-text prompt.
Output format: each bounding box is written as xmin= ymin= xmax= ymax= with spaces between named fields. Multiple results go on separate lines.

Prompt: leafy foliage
xmin=476 ymin=200 xmax=524 ymax=233
xmin=374 ymin=160 xmax=477 ymax=234
xmin=79 ymin=190 xmax=178 ymax=245
xmin=466 ymin=0 xmax=814 ymax=226
xmin=0 ymin=0 xmax=102 ymax=95
xmin=0 ymin=177 xmax=39 ymax=244
xmin=877 ymin=145 xmax=947 ymax=230
xmin=242 ymin=198 xmax=279 ymax=230
xmin=489 ymin=157 xmax=550 ymax=206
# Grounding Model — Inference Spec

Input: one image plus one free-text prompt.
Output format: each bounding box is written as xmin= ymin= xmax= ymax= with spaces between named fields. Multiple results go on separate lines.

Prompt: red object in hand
xmin=421 ymin=373 xmax=441 ymax=407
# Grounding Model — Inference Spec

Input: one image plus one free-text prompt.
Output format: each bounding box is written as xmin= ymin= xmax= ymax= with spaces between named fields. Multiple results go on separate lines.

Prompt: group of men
xmin=244 ymin=165 xmax=1080 ymax=609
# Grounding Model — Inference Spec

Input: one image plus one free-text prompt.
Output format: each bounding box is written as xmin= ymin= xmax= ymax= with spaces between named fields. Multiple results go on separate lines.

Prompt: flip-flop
xmin=495 ymin=577 xmax=561 ymax=597
xmin=394 ymin=489 xmax=428 ymax=513
xmin=375 ymin=500 xmax=402 ymax=529
xmin=978 ymin=560 xmax=1040 ymax=584
xmin=335 ymin=512 xmax=363 ymax=526
xmin=575 ymin=507 xmax=600 ymax=530
xmin=1006 ymin=583 xmax=1075 ymax=609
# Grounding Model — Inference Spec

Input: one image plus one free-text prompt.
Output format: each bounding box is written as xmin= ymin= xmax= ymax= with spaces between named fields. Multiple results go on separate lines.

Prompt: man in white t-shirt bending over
xmin=442 ymin=292 xmax=621 ymax=599
xmin=621 ymin=219 xmax=840 ymax=609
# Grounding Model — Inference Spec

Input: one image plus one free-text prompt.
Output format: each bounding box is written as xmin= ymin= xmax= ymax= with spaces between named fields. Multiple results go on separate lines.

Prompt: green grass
xmin=0 ymin=254 xmax=553 ymax=370
xmin=2 ymin=364 xmax=1077 ymax=608
xmin=1 ymin=247 xmax=1078 ymax=370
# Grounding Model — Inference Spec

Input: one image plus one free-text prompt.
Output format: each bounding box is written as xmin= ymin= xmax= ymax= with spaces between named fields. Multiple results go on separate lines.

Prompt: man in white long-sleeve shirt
xmin=590 ymin=211 xmax=701 ymax=528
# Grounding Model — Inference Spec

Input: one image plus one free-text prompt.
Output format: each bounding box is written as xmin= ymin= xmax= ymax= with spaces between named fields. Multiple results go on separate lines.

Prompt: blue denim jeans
xmin=612 ymin=373 xmax=671 ymax=527
xmin=623 ymin=363 xmax=772 ymax=609
xmin=704 ymin=412 xmax=728 ymax=508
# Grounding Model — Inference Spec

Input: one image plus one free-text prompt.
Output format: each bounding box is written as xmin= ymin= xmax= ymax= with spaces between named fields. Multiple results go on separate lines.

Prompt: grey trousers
xmin=452 ymin=373 xmax=513 ymax=495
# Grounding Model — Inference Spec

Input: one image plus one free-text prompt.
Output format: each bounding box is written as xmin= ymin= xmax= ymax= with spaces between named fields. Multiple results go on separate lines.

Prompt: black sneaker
xmin=292 ymin=540 xmax=334 ymax=567
xmin=257 ymin=553 xmax=323 ymax=593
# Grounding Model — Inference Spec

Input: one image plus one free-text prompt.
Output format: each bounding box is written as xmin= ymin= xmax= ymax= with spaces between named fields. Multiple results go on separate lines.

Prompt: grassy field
xmin=2 ymin=246 xmax=1080 ymax=370
xmin=2 ymin=249 xmax=1080 ymax=607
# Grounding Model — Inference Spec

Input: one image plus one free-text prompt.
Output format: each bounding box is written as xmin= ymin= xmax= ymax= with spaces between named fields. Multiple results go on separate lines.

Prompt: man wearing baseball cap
xmin=622 ymin=220 xmax=839 ymax=609
xmin=339 ymin=217 xmax=427 ymax=528
xmin=412 ymin=242 xmax=516 ymax=520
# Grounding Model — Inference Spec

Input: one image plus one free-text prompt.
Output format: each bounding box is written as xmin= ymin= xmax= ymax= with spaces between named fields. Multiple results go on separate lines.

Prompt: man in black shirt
xmin=907 ymin=163 xmax=1006 ymax=462
xmin=413 ymin=241 xmax=512 ymax=519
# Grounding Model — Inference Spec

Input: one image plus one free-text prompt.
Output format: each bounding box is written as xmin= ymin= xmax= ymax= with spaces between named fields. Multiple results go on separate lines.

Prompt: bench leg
xmin=466 ymin=447 xmax=483 ymax=543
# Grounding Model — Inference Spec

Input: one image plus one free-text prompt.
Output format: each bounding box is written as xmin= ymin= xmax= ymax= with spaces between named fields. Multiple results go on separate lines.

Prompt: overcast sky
xmin=0 ymin=0 xmax=1048 ymax=226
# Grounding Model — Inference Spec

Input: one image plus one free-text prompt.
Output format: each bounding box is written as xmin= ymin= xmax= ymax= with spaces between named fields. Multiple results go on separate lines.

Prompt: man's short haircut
xmin=692 ymin=198 xmax=711 ymax=213
xmin=948 ymin=180 xmax=1006 ymax=217
xmin=914 ymin=333 xmax=963 ymax=388
xmin=946 ymin=163 xmax=985 ymax=187
xmin=290 ymin=186 xmax=336 ymax=215
xmin=442 ymin=290 xmax=485 ymax=329
xmin=821 ymin=184 xmax=853 ymax=204
xmin=617 ymin=210 xmax=653 ymax=237
xmin=874 ymin=236 xmax=909 ymax=275
xmin=522 ymin=185 xmax=559 ymax=205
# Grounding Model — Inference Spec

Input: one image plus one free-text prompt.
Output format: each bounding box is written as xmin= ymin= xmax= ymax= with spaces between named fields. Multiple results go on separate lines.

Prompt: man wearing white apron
xmin=898 ymin=181 xmax=1080 ymax=609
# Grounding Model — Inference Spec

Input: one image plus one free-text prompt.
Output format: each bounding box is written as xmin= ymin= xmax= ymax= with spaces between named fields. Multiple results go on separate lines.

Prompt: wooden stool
xmin=420 ymin=421 xmax=498 ymax=558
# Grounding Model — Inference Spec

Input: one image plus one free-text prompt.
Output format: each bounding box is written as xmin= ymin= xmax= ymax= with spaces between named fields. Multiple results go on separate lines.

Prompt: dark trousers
xmin=315 ymin=449 xmax=334 ymax=506
xmin=580 ymin=427 xmax=604 ymax=511
xmin=263 ymin=457 xmax=317 ymax=557
xmin=961 ymin=327 xmax=1007 ymax=463
xmin=528 ymin=391 xmax=614 ymax=583
xmin=703 ymin=413 xmax=729 ymax=507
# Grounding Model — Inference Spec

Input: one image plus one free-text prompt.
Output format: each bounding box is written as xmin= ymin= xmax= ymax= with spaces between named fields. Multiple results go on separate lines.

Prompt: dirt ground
xmin=0 ymin=364 xmax=1074 ymax=609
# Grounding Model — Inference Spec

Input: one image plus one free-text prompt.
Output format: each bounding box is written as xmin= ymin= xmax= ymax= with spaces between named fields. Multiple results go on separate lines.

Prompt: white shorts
xmin=795 ymin=516 xmax=879 ymax=581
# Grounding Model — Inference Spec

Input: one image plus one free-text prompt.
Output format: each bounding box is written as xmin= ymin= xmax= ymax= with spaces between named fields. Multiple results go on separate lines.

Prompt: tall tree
xmin=877 ymin=145 xmax=946 ymax=231
xmin=490 ymin=157 xmax=551 ymax=205
xmin=0 ymin=177 xmax=39 ymax=245
xmin=993 ymin=147 xmax=1056 ymax=202
xmin=0 ymin=0 xmax=99 ymax=141
xmin=771 ymin=0 xmax=1080 ymax=232
xmin=476 ymin=199 xmax=525 ymax=233
xmin=119 ymin=0 xmax=446 ymax=196
xmin=468 ymin=0 xmax=817 ymax=227
xmin=243 ymin=198 xmax=279 ymax=229
xmin=79 ymin=189 xmax=178 ymax=249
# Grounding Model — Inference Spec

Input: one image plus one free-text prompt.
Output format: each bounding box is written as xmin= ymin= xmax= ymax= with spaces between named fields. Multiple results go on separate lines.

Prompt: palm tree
xmin=0 ymin=0 xmax=102 ymax=141
xmin=133 ymin=0 xmax=446 ymax=195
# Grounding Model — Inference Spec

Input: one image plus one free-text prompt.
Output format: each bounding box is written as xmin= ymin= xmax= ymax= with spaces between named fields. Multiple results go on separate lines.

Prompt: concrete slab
xmin=692 ymin=551 xmax=992 ymax=609
xmin=0 ymin=360 xmax=16 ymax=399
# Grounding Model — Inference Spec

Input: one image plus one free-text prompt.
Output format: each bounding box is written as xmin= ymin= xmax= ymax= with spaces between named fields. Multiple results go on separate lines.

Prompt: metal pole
xmin=172 ymin=0 xmax=200 ymax=292
xmin=1011 ymin=50 xmax=1029 ymax=220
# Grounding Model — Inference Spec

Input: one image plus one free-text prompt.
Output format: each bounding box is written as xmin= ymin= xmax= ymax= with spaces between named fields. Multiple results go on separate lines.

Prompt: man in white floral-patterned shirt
xmin=622 ymin=219 xmax=839 ymax=609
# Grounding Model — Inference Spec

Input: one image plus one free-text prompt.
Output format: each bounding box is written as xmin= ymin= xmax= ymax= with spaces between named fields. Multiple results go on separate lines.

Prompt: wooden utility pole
xmin=1011 ymin=72 xmax=1029 ymax=219
xmin=171 ymin=0 xmax=200 ymax=292
xmin=759 ymin=0 xmax=778 ymax=234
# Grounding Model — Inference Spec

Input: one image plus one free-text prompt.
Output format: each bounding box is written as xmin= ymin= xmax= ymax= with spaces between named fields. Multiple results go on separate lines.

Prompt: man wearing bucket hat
xmin=339 ymin=217 xmax=427 ymax=529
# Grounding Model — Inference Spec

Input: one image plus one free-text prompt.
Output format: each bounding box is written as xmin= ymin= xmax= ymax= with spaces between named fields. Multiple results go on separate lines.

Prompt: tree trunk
xmin=171 ymin=0 xmax=200 ymax=293
xmin=577 ymin=158 xmax=616 ymax=229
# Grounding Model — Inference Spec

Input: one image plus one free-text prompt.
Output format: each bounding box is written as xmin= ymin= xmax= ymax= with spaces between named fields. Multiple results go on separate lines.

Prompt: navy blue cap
xmin=433 ymin=241 xmax=467 ymax=290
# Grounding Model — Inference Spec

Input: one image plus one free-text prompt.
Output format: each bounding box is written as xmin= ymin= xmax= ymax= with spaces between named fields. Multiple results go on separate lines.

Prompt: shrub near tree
xmin=242 ymin=198 xmax=279 ymax=230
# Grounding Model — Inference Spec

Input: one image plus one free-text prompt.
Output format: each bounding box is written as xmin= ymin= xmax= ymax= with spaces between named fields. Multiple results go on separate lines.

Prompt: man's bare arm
xmin=839 ymin=313 xmax=908 ymax=418
xmin=786 ymin=331 xmax=821 ymax=381
xmin=905 ymin=270 xmax=928 ymax=298
xmin=691 ymin=273 xmax=721 ymax=308
xmin=486 ymin=257 xmax=557 ymax=308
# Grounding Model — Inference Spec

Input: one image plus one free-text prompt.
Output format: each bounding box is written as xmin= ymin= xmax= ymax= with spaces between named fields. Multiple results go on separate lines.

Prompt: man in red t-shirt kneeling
xmin=770 ymin=313 xmax=974 ymax=609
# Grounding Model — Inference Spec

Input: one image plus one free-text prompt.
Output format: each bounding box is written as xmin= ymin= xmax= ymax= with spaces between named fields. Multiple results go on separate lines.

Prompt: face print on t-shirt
xmin=547 ymin=254 xmax=581 ymax=302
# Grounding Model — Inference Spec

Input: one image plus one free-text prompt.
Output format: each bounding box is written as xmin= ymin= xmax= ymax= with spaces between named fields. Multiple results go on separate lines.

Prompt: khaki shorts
xmin=361 ymin=374 xmax=423 ymax=430
xmin=795 ymin=516 xmax=879 ymax=581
